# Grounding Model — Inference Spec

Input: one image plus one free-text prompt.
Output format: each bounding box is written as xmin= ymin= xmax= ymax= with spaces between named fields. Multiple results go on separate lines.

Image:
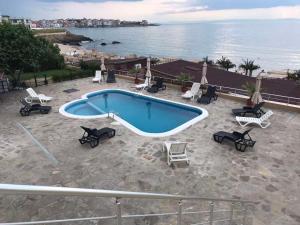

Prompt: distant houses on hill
xmin=0 ymin=15 xmax=157 ymax=29
xmin=0 ymin=15 xmax=32 ymax=28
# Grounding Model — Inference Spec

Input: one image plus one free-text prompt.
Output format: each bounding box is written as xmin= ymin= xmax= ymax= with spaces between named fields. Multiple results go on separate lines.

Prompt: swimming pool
xmin=59 ymin=89 xmax=208 ymax=137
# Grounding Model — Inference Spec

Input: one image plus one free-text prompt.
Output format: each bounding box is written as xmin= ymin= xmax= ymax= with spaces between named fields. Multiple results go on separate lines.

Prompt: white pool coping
xmin=59 ymin=89 xmax=208 ymax=137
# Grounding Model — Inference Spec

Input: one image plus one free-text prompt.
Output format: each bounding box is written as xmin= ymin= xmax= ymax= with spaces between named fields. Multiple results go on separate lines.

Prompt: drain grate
xmin=63 ymin=88 xmax=79 ymax=93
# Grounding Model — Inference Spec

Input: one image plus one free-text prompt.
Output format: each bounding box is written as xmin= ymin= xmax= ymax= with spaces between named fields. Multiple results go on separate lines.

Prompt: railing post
xmin=229 ymin=202 xmax=234 ymax=225
xmin=209 ymin=201 xmax=214 ymax=225
xmin=116 ymin=198 xmax=122 ymax=225
xmin=177 ymin=200 xmax=182 ymax=225
xmin=242 ymin=203 xmax=247 ymax=225
xmin=34 ymin=75 xmax=38 ymax=87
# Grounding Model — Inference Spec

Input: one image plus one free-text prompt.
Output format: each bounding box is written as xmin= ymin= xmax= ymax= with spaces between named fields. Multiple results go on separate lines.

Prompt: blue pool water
xmin=63 ymin=89 xmax=206 ymax=135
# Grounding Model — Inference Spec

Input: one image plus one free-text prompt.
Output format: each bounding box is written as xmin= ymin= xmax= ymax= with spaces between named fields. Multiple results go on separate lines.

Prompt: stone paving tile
xmin=0 ymin=77 xmax=299 ymax=225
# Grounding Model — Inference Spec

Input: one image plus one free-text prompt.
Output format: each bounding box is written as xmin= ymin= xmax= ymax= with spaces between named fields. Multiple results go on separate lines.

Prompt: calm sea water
xmin=68 ymin=20 xmax=300 ymax=71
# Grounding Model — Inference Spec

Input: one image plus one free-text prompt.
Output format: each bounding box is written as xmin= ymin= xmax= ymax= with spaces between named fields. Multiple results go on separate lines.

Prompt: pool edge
xmin=59 ymin=89 xmax=209 ymax=137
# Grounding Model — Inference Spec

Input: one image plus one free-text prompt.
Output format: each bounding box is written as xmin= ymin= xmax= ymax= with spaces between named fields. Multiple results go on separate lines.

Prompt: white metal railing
xmin=149 ymin=74 xmax=300 ymax=106
xmin=215 ymin=85 xmax=300 ymax=105
xmin=0 ymin=184 xmax=256 ymax=225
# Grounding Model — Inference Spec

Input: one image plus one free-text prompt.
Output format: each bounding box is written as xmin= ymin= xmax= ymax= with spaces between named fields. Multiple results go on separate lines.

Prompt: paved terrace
xmin=0 ymin=77 xmax=299 ymax=225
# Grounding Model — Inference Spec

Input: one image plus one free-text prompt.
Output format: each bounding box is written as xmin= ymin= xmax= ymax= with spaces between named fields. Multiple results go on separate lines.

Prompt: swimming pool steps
xmin=0 ymin=184 xmax=256 ymax=225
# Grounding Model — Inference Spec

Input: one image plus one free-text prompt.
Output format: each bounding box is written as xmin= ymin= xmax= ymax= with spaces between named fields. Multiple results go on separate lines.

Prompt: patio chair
xmin=213 ymin=129 xmax=256 ymax=151
xmin=92 ymin=70 xmax=102 ymax=83
xmin=232 ymin=102 xmax=265 ymax=117
xmin=182 ymin=82 xmax=201 ymax=100
xmin=135 ymin=77 xmax=151 ymax=90
xmin=162 ymin=141 xmax=190 ymax=166
xmin=19 ymin=99 xmax=51 ymax=116
xmin=197 ymin=86 xmax=218 ymax=104
xmin=236 ymin=110 xmax=273 ymax=128
xmin=79 ymin=126 xmax=116 ymax=148
xmin=147 ymin=78 xmax=166 ymax=93
xmin=25 ymin=88 xmax=53 ymax=104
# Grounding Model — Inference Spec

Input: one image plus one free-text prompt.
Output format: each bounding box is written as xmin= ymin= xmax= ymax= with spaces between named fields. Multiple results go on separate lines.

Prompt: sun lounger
xmin=182 ymin=82 xmax=201 ymax=100
xmin=232 ymin=102 xmax=265 ymax=117
xmin=92 ymin=70 xmax=102 ymax=83
xmin=19 ymin=99 xmax=51 ymax=116
xmin=162 ymin=141 xmax=190 ymax=166
xmin=213 ymin=129 xmax=256 ymax=151
xmin=25 ymin=88 xmax=53 ymax=104
xmin=236 ymin=110 xmax=273 ymax=128
xmin=197 ymin=86 xmax=218 ymax=104
xmin=79 ymin=126 xmax=116 ymax=148
xmin=135 ymin=77 xmax=150 ymax=90
xmin=147 ymin=78 xmax=166 ymax=93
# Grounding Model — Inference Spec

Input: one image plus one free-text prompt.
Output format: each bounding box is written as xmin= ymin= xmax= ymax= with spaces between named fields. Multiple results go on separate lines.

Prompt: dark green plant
xmin=242 ymin=82 xmax=256 ymax=97
xmin=128 ymin=67 xmax=141 ymax=74
xmin=79 ymin=60 xmax=100 ymax=72
xmin=52 ymin=69 xmax=92 ymax=83
xmin=0 ymin=23 xmax=64 ymax=75
xmin=178 ymin=73 xmax=190 ymax=82
xmin=216 ymin=56 xmax=236 ymax=71
xmin=239 ymin=59 xmax=260 ymax=77
xmin=150 ymin=58 xmax=160 ymax=65
xmin=0 ymin=22 xmax=64 ymax=85
xmin=287 ymin=70 xmax=300 ymax=81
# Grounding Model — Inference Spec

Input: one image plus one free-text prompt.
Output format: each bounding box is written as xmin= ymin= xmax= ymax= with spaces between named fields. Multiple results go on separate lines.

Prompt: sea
xmin=68 ymin=20 xmax=300 ymax=72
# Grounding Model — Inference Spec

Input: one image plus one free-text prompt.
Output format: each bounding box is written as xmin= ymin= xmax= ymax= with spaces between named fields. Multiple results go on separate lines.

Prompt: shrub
xmin=51 ymin=69 xmax=92 ymax=83
xmin=80 ymin=60 xmax=100 ymax=72
xmin=0 ymin=23 xmax=65 ymax=73
xmin=0 ymin=22 xmax=64 ymax=84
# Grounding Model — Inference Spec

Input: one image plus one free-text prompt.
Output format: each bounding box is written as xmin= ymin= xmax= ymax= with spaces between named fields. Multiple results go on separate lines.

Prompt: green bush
xmin=51 ymin=69 xmax=93 ymax=83
xmin=80 ymin=60 xmax=100 ymax=72
xmin=0 ymin=22 xmax=64 ymax=81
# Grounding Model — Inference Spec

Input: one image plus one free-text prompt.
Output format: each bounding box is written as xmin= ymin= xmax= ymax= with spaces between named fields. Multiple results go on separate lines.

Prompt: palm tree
xmin=202 ymin=56 xmax=214 ymax=65
xmin=216 ymin=56 xmax=236 ymax=71
xmin=287 ymin=70 xmax=300 ymax=81
xmin=150 ymin=58 xmax=160 ymax=65
xmin=239 ymin=59 xmax=260 ymax=77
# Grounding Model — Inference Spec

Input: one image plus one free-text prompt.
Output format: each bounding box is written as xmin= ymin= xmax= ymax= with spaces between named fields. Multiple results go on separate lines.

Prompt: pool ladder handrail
xmin=107 ymin=111 xmax=120 ymax=119
xmin=0 ymin=183 xmax=257 ymax=225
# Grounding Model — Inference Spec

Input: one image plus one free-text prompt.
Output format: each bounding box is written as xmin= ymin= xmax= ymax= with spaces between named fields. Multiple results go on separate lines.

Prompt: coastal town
xmin=0 ymin=15 xmax=157 ymax=29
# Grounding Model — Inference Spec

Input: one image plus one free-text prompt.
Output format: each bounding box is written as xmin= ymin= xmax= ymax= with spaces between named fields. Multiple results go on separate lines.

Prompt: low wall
xmin=117 ymin=74 xmax=300 ymax=113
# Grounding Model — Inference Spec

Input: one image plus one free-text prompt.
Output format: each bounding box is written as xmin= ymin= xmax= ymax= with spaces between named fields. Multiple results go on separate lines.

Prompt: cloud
xmin=1 ymin=0 xmax=300 ymax=22
xmin=39 ymin=0 xmax=141 ymax=2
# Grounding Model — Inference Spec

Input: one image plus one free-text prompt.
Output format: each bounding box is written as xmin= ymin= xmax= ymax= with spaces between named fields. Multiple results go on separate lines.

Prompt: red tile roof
xmin=152 ymin=60 xmax=300 ymax=99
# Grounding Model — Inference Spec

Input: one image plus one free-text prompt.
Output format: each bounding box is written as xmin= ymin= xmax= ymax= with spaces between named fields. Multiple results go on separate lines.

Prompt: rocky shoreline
xmin=42 ymin=31 xmax=93 ymax=46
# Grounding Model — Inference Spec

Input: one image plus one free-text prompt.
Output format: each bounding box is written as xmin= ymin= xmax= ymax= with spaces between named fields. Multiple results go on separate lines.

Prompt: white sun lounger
xmin=135 ymin=77 xmax=150 ymax=90
xmin=162 ymin=141 xmax=190 ymax=166
xmin=92 ymin=70 xmax=102 ymax=83
xmin=25 ymin=88 xmax=53 ymax=104
xmin=236 ymin=110 xmax=273 ymax=128
xmin=182 ymin=82 xmax=201 ymax=100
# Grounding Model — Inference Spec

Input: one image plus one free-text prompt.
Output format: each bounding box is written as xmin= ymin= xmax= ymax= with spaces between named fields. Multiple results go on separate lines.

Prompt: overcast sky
xmin=1 ymin=0 xmax=300 ymax=22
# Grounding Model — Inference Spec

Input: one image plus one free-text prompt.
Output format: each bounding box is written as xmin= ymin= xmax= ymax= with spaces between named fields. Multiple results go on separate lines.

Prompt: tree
xmin=239 ymin=59 xmax=260 ymax=77
xmin=216 ymin=56 xmax=236 ymax=71
xmin=287 ymin=70 xmax=300 ymax=81
xmin=0 ymin=22 xmax=64 ymax=83
xmin=202 ymin=56 xmax=214 ymax=65
xmin=150 ymin=58 xmax=160 ymax=65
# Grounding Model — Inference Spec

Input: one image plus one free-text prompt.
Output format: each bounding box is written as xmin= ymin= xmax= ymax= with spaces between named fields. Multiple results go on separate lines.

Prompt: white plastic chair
xmin=236 ymin=110 xmax=273 ymax=128
xmin=163 ymin=141 xmax=190 ymax=166
xmin=135 ymin=77 xmax=150 ymax=90
xmin=25 ymin=88 xmax=53 ymax=104
xmin=92 ymin=70 xmax=102 ymax=83
xmin=182 ymin=82 xmax=201 ymax=100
